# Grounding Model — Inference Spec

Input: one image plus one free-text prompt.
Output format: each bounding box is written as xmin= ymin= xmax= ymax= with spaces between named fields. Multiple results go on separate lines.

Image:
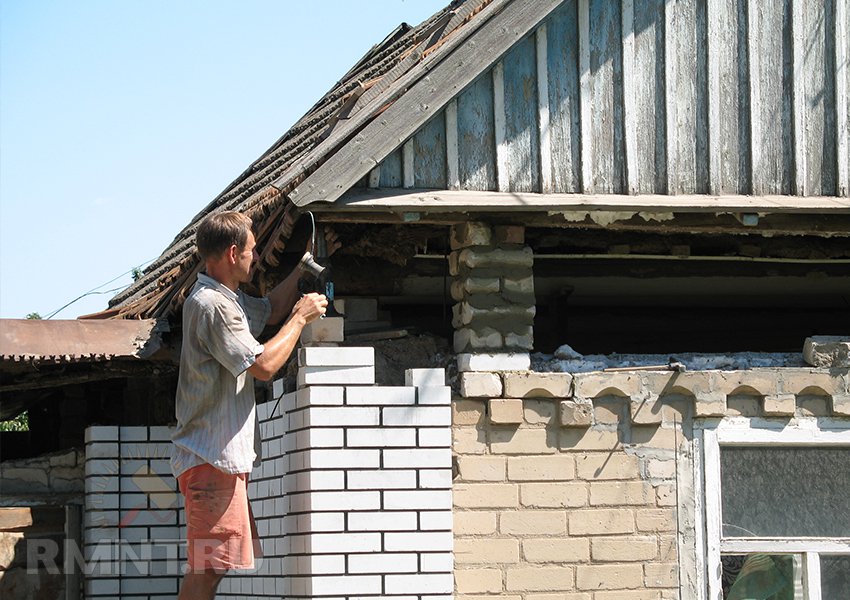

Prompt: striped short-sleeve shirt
xmin=171 ymin=273 xmax=271 ymax=478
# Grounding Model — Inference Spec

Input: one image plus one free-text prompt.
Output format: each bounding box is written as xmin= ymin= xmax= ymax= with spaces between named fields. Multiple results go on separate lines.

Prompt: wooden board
xmin=379 ymin=148 xmax=403 ymax=188
xmin=457 ymin=74 xmax=497 ymax=190
xmin=502 ymin=34 xmax=540 ymax=192
xmin=546 ymin=0 xmax=582 ymax=193
xmin=413 ymin=112 xmax=447 ymax=189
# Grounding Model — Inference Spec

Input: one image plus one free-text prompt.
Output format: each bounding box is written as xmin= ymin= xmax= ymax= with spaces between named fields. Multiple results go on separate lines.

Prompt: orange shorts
xmin=177 ymin=463 xmax=261 ymax=572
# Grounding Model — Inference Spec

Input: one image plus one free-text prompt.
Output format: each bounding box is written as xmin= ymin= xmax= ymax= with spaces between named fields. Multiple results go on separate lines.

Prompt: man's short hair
xmin=196 ymin=211 xmax=253 ymax=260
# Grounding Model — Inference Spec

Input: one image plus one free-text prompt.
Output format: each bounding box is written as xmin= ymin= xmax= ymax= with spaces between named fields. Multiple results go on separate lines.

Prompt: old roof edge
xmin=0 ymin=318 xmax=167 ymax=364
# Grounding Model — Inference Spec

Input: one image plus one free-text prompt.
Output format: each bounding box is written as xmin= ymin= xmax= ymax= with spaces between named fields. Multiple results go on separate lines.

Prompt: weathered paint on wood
xmin=632 ymin=0 xmax=667 ymax=193
xmin=503 ymin=34 xmax=541 ymax=193
xmin=802 ymin=0 xmax=838 ymax=197
xmin=749 ymin=0 xmax=795 ymax=195
xmin=457 ymin=74 xmax=496 ymax=190
xmin=413 ymin=112 xmax=447 ymax=189
xmin=547 ymin=0 xmax=582 ymax=193
xmin=445 ymin=99 xmax=460 ymax=190
xmin=588 ymin=0 xmax=625 ymax=193
xmin=371 ymin=0 xmax=846 ymax=200
xmin=379 ymin=148 xmax=403 ymax=188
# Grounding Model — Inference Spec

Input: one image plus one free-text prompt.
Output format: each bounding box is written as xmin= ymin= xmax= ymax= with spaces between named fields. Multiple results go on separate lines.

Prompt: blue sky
xmin=0 ymin=0 xmax=447 ymax=319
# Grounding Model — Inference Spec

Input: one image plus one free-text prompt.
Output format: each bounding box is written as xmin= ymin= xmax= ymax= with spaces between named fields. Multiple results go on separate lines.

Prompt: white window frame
xmin=696 ymin=417 xmax=850 ymax=600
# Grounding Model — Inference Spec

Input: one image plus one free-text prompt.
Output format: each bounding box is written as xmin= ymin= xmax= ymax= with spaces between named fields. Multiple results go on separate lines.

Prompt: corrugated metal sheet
xmin=0 ymin=319 xmax=163 ymax=365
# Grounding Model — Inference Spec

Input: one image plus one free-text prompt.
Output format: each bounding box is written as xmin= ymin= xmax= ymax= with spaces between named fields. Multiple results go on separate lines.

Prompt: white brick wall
xmin=84 ymin=349 xmax=451 ymax=600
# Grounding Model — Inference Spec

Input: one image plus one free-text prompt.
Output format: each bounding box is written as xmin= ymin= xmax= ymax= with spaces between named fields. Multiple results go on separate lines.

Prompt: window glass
xmin=721 ymin=554 xmax=802 ymax=600
xmin=821 ymin=555 xmax=850 ymax=600
xmin=720 ymin=447 xmax=850 ymax=537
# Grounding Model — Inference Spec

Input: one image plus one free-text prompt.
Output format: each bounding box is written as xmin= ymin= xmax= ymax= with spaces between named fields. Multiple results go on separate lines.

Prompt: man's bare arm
xmin=248 ymin=292 xmax=327 ymax=381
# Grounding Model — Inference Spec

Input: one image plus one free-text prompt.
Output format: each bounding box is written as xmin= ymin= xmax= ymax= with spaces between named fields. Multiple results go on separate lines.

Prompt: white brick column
xmin=84 ymin=426 xmax=182 ymax=599
xmin=270 ymin=342 xmax=454 ymax=599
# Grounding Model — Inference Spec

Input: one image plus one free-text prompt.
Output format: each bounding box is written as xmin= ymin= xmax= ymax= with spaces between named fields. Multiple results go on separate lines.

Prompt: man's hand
xmin=291 ymin=292 xmax=328 ymax=325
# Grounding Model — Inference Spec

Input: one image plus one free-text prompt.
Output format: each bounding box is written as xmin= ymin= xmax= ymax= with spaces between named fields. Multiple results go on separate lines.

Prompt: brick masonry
xmin=83 ymin=349 xmax=452 ymax=599
xmin=452 ymin=366 xmax=850 ymax=599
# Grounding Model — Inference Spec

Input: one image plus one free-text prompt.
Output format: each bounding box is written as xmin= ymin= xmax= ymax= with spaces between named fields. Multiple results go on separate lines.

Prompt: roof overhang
xmin=0 ymin=318 xmax=165 ymax=366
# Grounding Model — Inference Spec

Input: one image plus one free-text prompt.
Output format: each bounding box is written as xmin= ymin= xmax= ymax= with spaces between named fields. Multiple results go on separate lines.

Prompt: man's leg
xmin=178 ymin=569 xmax=226 ymax=600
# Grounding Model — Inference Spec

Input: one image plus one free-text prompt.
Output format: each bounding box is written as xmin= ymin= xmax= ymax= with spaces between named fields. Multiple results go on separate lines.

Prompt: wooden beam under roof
xmin=315 ymin=189 xmax=850 ymax=214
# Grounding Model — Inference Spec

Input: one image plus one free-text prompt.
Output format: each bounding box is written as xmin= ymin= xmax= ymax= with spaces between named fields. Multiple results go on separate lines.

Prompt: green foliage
xmin=0 ymin=412 xmax=29 ymax=432
xmin=26 ymin=312 xmax=42 ymax=319
xmin=131 ymin=267 xmax=143 ymax=281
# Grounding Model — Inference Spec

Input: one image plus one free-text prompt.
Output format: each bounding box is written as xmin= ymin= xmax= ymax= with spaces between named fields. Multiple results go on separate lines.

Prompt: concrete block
xmin=573 ymin=372 xmax=641 ymax=399
xmin=296 ymin=386 xmax=344 ymax=407
xmin=494 ymin=225 xmax=525 ymax=245
xmin=417 ymin=386 xmax=451 ymax=405
xmin=459 ymin=372 xmax=503 ymax=398
xmin=559 ymin=400 xmax=593 ymax=427
xmin=803 ymin=336 xmax=850 ymax=367
xmin=384 ymin=490 xmax=452 ymax=510
xmin=333 ymin=297 xmax=378 ymax=321
xmin=502 ymin=274 xmax=534 ymax=296
xmin=305 ymin=406 xmax=380 ymax=427
xmin=383 ymin=406 xmax=451 ymax=426
xmin=385 ymin=573 xmax=454 ymax=595
xmin=491 ymin=428 xmax=557 ymax=454
xmin=347 ymin=511 xmax=418 ymax=532
xmin=694 ymin=391 xmax=727 ymax=416
xmin=448 ymin=250 xmax=460 ymax=276
xmin=454 ymin=327 xmax=503 ymax=353
xmin=450 ymin=221 xmax=492 ymax=249
xmin=383 ymin=448 xmax=451 ymax=469
xmin=418 ymin=428 xmax=452 ymax=447
xmin=489 ymin=399 xmax=524 ymax=424
xmin=346 ymin=385 xmax=415 ymax=405
xmin=505 ymin=372 xmax=571 ymax=398
xmin=833 ymin=394 xmax=850 ymax=416
xmin=347 ymin=427 xmax=417 ymax=447
xmin=457 ymin=353 xmax=531 ymax=372
xmin=298 ymin=346 xmax=374 ymax=367
xmin=631 ymin=399 xmax=664 ymax=424
xmin=299 ymin=317 xmax=344 ymax=344
xmin=459 ymin=246 xmax=533 ymax=269
xmin=405 ymin=368 xmax=446 ymax=387
xmin=457 ymin=302 xmax=535 ymax=327
xmin=452 ymin=277 xmax=501 ymax=299
xmin=504 ymin=328 xmax=534 ymax=350
xmin=297 ymin=365 xmax=374 ymax=387
xmin=763 ymin=393 xmax=796 ymax=416
xmin=85 ymin=426 xmax=119 ymax=443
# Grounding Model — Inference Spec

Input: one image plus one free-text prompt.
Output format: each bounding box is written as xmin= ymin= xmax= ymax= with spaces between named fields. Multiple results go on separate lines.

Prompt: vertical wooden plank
xmin=457 ymin=74 xmax=497 ymax=190
xmin=412 ymin=112 xmax=447 ymax=189
xmin=748 ymin=0 xmax=794 ymax=195
xmin=537 ymin=24 xmax=553 ymax=194
xmin=445 ymin=99 xmax=460 ymax=190
xmin=588 ymin=0 xmax=625 ymax=193
xmin=668 ymin=0 xmax=708 ymax=194
xmin=707 ymin=0 xmax=722 ymax=194
xmin=368 ymin=166 xmax=381 ymax=188
xmin=403 ymin=139 xmax=414 ymax=189
xmin=503 ymin=35 xmax=540 ymax=192
xmin=493 ymin=60 xmax=510 ymax=192
xmin=837 ymin=0 xmax=850 ymax=196
xmin=548 ymin=0 xmax=581 ymax=193
xmin=379 ymin=148 xmax=403 ymax=188
xmin=804 ymin=0 xmax=836 ymax=196
xmin=579 ymin=0 xmax=593 ymax=192
xmin=622 ymin=0 xmax=638 ymax=194
xmin=665 ymin=0 xmax=679 ymax=194
xmin=633 ymin=0 xmax=667 ymax=193
xmin=792 ymin=0 xmax=807 ymax=195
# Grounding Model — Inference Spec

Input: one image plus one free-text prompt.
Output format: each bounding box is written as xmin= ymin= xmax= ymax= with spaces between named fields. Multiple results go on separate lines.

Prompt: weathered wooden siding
xmin=376 ymin=0 xmax=849 ymax=197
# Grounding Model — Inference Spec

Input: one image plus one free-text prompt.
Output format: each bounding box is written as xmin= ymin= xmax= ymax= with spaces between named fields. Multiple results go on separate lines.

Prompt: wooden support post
xmin=537 ymin=24 xmax=552 ymax=194
xmin=493 ymin=60 xmax=509 ymax=192
xmin=445 ymin=99 xmax=459 ymax=190
xmin=403 ymin=139 xmax=414 ymax=189
xmin=621 ymin=0 xmax=637 ymax=194
xmin=579 ymin=0 xmax=592 ymax=193
xmin=792 ymin=0 xmax=807 ymax=196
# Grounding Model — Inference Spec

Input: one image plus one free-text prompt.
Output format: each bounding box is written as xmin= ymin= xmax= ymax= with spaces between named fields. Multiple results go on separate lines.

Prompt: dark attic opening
xmin=272 ymin=216 xmax=849 ymax=356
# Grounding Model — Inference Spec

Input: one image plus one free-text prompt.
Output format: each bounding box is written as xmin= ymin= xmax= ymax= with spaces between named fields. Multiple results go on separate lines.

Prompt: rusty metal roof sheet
xmin=0 ymin=319 xmax=163 ymax=365
xmin=101 ymin=0 xmax=495 ymax=320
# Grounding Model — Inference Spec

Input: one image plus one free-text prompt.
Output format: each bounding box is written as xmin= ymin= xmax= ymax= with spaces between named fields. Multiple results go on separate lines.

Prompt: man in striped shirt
xmin=171 ymin=211 xmax=332 ymax=600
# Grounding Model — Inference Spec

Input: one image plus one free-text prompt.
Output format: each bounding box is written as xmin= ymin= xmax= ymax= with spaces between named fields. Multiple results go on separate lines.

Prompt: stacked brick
xmin=449 ymin=222 xmax=535 ymax=353
xmin=84 ymin=426 xmax=181 ymax=599
xmin=451 ymin=362 xmax=850 ymax=598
